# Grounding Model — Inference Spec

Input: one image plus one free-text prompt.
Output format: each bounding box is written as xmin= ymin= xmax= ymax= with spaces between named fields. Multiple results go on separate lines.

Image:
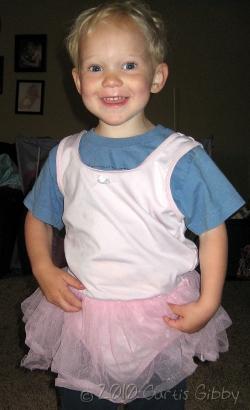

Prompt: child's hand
xmin=35 ymin=265 xmax=85 ymax=312
xmin=163 ymin=300 xmax=218 ymax=333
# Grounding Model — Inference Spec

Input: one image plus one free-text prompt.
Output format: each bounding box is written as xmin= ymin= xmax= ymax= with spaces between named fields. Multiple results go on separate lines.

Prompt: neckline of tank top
xmin=72 ymin=130 xmax=182 ymax=176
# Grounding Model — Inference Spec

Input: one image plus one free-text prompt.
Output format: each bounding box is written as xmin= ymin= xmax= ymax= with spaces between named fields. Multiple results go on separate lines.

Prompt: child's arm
xmin=164 ymin=223 xmax=228 ymax=333
xmin=25 ymin=211 xmax=84 ymax=312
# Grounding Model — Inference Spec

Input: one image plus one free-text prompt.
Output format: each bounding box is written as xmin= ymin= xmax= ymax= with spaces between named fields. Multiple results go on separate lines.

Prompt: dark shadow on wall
xmin=57 ymin=46 xmax=97 ymax=130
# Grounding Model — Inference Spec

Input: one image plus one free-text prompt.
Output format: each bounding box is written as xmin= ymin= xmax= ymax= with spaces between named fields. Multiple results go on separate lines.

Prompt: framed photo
xmin=0 ymin=56 xmax=3 ymax=94
xmin=15 ymin=80 xmax=45 ymax=114
xmin=15 ymin=35 xmax=47 ymax=72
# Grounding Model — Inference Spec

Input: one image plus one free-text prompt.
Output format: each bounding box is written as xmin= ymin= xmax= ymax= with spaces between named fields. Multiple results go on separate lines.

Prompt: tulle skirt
xmin=21 ymin=271 xmax=231 ymax=403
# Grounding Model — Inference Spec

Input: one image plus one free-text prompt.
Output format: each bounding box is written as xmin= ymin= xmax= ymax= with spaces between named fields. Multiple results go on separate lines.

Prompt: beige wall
xmin=0 ymin=0 xmax=249 ymax=200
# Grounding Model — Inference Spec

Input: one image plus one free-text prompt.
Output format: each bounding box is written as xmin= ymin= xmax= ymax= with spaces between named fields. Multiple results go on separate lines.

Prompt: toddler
xmin=21 ymin=1 xmax=244 ymax=409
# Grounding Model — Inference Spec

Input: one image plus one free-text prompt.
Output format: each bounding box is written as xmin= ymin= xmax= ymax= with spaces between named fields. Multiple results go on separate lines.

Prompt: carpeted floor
xmin=0 ymin=276 xmax=249 ymax=410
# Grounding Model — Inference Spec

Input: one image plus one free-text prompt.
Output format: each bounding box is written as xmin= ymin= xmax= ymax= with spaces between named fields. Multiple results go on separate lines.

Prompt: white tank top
xmin=56 ymin=131 xmax=200 ymax=300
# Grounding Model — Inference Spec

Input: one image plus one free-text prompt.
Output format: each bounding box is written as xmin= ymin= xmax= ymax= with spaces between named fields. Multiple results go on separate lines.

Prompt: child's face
xmin=72 ymin=17 xmax=168 ymax=137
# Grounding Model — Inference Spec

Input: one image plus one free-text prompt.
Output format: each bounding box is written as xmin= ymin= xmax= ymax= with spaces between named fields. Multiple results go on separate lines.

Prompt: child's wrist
xmin=197 ymin=294 xmax=221 ymax=315
xmin=32 ymin=259 xmax=55 ymax=278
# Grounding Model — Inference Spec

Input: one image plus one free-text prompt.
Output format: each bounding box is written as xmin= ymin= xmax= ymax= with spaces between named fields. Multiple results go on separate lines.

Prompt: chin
xmin=100 ymin=117 xmax=129 ymax=127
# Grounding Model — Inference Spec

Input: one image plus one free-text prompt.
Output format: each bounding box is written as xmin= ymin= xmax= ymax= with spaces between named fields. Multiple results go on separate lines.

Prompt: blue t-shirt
xmin=25 ymin=125 xmax=244 ymax=235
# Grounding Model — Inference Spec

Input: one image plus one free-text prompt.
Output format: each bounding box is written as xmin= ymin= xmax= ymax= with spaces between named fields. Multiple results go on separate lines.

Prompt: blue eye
xmin=122 ymin=62 xmax=137 ymax=70
xmin=88 ymin=65 xmax=102 ymax=72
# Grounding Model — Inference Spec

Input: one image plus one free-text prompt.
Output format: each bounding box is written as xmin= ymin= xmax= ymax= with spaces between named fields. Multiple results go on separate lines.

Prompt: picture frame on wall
xmin=15 ymin=35 xmax=47 ymax=72
xmin=0 ymin=56 xmax=3 ymax=94
xmin=15 ymin=80 xmax=45 ymax=114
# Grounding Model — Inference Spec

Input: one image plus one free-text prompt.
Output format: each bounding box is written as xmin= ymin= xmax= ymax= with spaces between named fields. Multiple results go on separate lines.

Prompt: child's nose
xmin=102 ymin=71 xmax=123 ymax=88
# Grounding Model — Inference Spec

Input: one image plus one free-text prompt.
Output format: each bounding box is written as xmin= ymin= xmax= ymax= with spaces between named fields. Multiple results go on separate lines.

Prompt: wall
xmin=0 ymin=0 xmax=249 ymax=200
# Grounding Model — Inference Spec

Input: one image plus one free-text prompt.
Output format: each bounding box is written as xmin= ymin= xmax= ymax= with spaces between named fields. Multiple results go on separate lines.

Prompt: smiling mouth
xmin=101 ymin=96 xmax=128 ymax=105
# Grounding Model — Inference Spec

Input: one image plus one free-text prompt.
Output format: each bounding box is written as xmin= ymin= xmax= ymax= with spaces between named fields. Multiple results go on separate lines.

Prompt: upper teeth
xmin=104 ymin=97 xmax=124 ymax=102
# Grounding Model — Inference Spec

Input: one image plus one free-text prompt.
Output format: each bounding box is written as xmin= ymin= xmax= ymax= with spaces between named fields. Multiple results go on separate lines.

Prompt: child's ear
xmin=151 ymin=63 xmax=168 ymax=94
xmin=72 ymin=68 xmax=81 ymax=94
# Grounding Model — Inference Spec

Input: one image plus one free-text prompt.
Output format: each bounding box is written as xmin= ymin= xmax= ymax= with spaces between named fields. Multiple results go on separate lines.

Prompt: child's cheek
xmin=80 ymin=77 xmax=96 ymax=96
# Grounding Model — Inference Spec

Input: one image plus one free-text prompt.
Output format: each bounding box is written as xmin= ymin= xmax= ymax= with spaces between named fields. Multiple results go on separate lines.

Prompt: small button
xmin=97 ymin=175 xmax=110 ymax=184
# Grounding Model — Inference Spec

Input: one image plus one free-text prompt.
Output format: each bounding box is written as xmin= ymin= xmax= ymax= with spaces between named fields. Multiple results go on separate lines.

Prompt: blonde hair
xmin=66 ymin=0 xmax=167 ymax=68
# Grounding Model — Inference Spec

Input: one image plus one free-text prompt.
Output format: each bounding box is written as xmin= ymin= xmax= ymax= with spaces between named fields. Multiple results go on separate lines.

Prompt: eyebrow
xmin=81 ymin=53 xmax=146 ymax=63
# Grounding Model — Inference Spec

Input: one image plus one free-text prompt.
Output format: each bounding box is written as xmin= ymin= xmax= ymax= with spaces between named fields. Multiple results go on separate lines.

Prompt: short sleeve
xmin=24 ymin=145 xmax=64 ymax=230
xmin=171 ymin=146 xmax=245 ymax=235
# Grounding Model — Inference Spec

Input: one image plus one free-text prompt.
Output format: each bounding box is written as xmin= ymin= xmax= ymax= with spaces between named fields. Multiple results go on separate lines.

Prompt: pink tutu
xmin=21 ymin=271 xmax=231 ymax=403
